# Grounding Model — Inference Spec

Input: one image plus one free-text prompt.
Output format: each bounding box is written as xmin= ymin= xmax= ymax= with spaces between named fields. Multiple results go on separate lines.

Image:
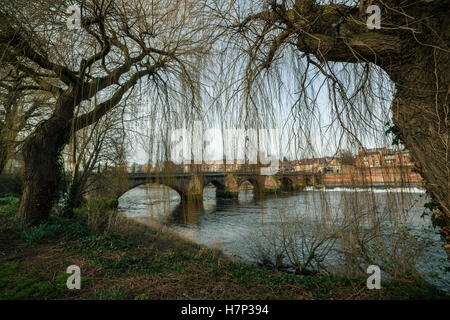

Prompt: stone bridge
xmin=123 ymin=171 xmax=320 ymax=201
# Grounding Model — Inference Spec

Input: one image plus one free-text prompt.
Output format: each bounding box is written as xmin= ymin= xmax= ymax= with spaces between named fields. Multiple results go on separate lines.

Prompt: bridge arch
xmin=124 ymin=174 xmax=204 ymax=202
xmin=205 ymin=179 xmax=225 ymax=190
xmin=237 ymin=176 xmax=266 ymax=195
xmin=237 ymin=177 xmax=259 ymax=190
xmin=120 ymin=176 xmax=184 ymax=199
xmin=280 ymin=177 xmax=294 ymax=191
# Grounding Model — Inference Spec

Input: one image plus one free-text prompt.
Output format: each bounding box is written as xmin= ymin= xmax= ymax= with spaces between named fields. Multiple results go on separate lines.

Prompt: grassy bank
xmin=0 ymin=195 xmax=447 ymax=300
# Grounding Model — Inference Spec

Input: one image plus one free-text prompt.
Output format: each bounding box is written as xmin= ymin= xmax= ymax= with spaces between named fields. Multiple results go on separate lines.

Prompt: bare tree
xmin=0 ymin=0 xmax=216 ymax=224
xmin=60 ymin=99 xmax=128 ymax=216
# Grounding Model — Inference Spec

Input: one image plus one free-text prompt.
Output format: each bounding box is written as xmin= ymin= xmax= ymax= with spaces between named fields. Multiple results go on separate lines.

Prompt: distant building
xmin=356 ymin=147 xmax=413 ymax=168
xmin=293 ymin=157 xmax=341 ymax=174
xmin=136 ymin=147 xmax=413 ymax=175
xmin=280 ymin=160 xmax=294 ymax=172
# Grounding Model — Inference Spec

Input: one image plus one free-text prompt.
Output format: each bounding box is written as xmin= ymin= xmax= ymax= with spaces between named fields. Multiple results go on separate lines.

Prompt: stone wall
xmin=322 ymin=165 xmax=423 ymax=186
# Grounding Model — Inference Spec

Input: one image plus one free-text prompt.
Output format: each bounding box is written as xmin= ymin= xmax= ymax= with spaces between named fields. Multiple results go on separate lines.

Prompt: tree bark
xmin=15 ymin=117 xmax=68 ymax=224
xmin=0 ymin=92 xmax=21 ymax=176
xmin=0 ymin=135 xmax=9 ymax=175
xmin=0 ymin=125 xmax=20 ymax=176
xmin=388 ymin=51 xmax=449 ymax=252
xmin=0 ymin=122 xmax=21 ymax=176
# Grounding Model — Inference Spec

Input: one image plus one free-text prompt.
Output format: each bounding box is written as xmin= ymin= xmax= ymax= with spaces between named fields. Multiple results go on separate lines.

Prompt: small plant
xmin=0 ymin=196 xmax=19 ymax=217
xmin=96 ymin=256 xmax=163 ymax=276
xmin=18 ymin=215 xmax=90 ymax=245
xmin=421 ymin=201 xmax=438 ymax=218
xmin=60 ymin=183 xmax=80 ymax=218
xmin=54 ymin=272 xmax=71 ymax=287
xmin=76 ymin=233 xmax=137 ymax=255
xmin=134 ymin=293 xmax=149 ymax=300
xmin=93 ymin=286 xmax=127 ymax=300
xmin=76 ymin=198 xmax=120 ymax=233
xmin=424 ymin=201 xmax=438 ymax=211
xmin=385 ymin=122 xmax=402 ymax=146
xmin=0 ymin=196 xmax=19 ymax=206
xmin=61 ymin=219 xmax=91 ymax=240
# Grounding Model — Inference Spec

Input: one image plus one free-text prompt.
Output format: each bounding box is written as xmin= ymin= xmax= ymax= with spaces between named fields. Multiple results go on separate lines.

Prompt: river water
xmin=119 ymin=185 xmax=449 ymax=292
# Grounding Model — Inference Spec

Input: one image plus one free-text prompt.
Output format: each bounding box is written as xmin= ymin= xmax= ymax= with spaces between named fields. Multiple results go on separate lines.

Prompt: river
xmin=118 ymin=185 xmax=449 ymax=292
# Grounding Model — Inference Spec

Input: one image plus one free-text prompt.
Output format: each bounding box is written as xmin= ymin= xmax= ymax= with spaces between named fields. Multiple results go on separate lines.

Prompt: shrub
xmin=61 ymin=219 xmax=91 ymax=240
xmin=21 ymin=223 xmax=64 ymax=244
xmin=75 ymin=198 xmax=119 ymax=233
xmin=60 ymin=183 xmax=80 ymax=218
xmin=134 ymin=293 xmax=149 ymax=300
xmin=87 ymin=198 xmax=119 ymax=211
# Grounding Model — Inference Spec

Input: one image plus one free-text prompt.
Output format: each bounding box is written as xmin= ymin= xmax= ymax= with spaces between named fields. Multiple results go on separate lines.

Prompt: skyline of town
xmin=126 ymin=147 xmax=414 ymax=174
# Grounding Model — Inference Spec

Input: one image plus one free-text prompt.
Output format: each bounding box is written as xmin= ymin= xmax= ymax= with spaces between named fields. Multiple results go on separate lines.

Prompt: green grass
xmin=21 ymin=217 xmax=91 ymax=245
xmin=0 ymin=261 xmax=55 ymax=300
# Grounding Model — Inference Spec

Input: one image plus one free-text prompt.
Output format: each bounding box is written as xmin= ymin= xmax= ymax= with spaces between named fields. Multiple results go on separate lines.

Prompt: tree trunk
xmin=0 ymin=136 xmax=8 ymax=176
xmin=0 ymin=133 xmax=18 ymax=176
xmin=0 ymin=117 xmax=20 ymax=176
xmin=15 ymin=118 xmax=68 ymax=224
xmin=388 ymin=51 xmax=449 ymax=253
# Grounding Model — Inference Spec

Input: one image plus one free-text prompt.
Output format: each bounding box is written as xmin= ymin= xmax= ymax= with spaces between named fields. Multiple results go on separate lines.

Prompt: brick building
xmin=356 ymin=147 xmax=413 ymax=168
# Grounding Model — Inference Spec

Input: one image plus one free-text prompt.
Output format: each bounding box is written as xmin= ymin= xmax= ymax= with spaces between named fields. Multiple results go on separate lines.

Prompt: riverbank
xmin=0 ymin=195 xmax=447 ymax=300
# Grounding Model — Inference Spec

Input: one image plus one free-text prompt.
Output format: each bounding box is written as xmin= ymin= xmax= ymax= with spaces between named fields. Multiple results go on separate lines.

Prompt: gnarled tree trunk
xmin=389 ymin=51 xmax=449 ymax=252
xmin=15 ymin=117 xmax=68 ymax=224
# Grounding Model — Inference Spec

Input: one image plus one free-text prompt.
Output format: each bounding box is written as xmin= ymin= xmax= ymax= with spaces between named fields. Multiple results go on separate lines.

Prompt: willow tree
xmin=220 ymin=0 xmax=449 ymax=252
xmin=0 ymin=0 xmax=213 ymax=224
